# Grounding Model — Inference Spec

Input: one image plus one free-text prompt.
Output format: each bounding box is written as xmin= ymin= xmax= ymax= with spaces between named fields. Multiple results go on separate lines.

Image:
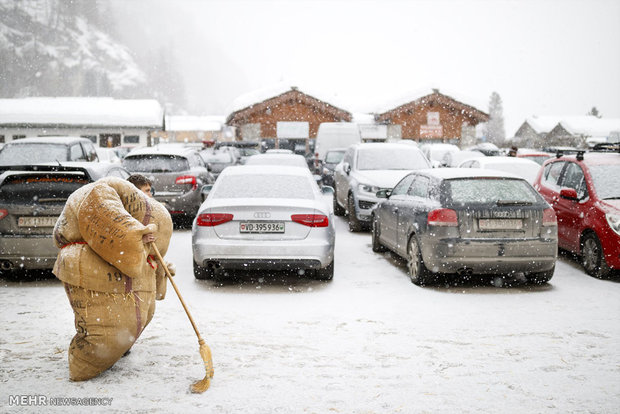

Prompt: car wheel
xmin=347 ymin=193 xmax=363 ymax=232
xmin=372 ymin=215 xmax=387 ymax=253
xmin=407 ymin=236 xmax=430 ymax=286
xmin=193 ymin=261 xmax=214 ymax=280
xmin=313 ymin=261 xmax=334 ymax=281
xmin=333 ymin=189 xmax=345 ymax=216
xmin=526 ymin=265 xmax=555 ymax=284
xmin=581 ymin=233 xmax=611 ymax=278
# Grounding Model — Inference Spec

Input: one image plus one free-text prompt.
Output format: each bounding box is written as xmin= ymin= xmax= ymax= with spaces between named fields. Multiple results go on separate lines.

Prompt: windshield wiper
xmin=602 ymin=197 xmax=620 ymax=200
xmin=496 ymin=200 xmax=533 ymax=206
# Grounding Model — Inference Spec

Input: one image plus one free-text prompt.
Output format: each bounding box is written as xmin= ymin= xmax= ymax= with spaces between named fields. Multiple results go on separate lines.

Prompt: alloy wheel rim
xmin=408 ymin=239 xmax=419 ymax=281
xmin=583 ymin=238 xmax=598 ymax=271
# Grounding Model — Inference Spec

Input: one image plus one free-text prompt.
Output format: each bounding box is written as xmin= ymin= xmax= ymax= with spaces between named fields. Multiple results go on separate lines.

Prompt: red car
xmin=533 ymin=150 xmax=620 ymax=278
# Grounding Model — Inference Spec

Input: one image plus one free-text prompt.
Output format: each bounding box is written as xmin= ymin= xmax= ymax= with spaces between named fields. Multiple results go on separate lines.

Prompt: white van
xmin=314 ymin=122 xmax=361 ymax=171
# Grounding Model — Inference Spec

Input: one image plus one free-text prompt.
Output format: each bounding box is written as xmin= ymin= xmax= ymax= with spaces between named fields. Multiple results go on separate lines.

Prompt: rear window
xmin=0 ymin=144 xmax=69 ymax=165
xmin=123 ymin=155 xmax=189 ymax=173
xmin=357 ymin=148 xmax=429 ymax=170
xmin=213 ymin=174 xmax=314 ymax=199
xmin=0 ymin=173 xmax=89 ymax=204
xmin=202 ymin=152 xmax=233 ymax=163
xmin=446 ymin=178 xmax=539 ymax=205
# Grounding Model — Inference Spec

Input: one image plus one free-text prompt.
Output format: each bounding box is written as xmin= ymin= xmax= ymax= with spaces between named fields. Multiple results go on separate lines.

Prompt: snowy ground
xmin=1 ymin=210 xmax=619 ymax=413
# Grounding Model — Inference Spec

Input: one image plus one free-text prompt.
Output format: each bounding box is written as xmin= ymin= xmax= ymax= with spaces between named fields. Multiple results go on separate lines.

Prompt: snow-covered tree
xmin=486 ymin=91 xmax=506 ymax=145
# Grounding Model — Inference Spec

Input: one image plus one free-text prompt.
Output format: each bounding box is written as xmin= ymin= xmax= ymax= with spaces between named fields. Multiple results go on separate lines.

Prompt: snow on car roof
xmin=244 ymin=153 xmax=308 ymax=167
xmin=222 ymin=165 xmax=312 ymax=177
xmin=352 ymin=142 xmax=424 ymax=151
xmin=5 ymin=136 xmax=92 ymax=145
xmin=125 ymin=145 xmax=198 ymax=157
xmin=473 ymin=156 xmax=541 ymax=167
xmin=419 ymin=167 xmax=524 ymax=180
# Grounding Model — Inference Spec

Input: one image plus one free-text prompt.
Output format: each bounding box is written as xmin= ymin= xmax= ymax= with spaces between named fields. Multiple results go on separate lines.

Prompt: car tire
xmin=313 ymin=261 xmax=334 ymax=281
xmin=193 ymin=261 xmax=214 ymax=280
xmin=333 ymin=189 xmax=345 ymax=216
xmin=526 ymin=265 xmax=555 ymax=284
xmin=581 ymin=233 xmax=611 ymax=278
xmin=347 ymin=193 xmax=363 ymax=232
xmin=407 ymin=236 xmax=430 ymax=286
xmin=372 ymin=215 xmax=387 ymax=253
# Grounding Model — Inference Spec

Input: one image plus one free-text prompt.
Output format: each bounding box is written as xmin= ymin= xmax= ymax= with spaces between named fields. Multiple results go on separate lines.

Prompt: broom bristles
xmin=190 ymin=342 xmax=214 ymax=394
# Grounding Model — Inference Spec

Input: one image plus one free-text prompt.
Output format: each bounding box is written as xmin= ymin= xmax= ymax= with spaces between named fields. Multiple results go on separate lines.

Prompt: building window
xmin=0 ymin=135 xmax=4 ymax=143
xmin=124 ymin=135 xmax=140 ymax=144
xmin=81 ymin=135 xmax=97 ymax=143
xmin=13 ymin=135 xmax=26 ymax=140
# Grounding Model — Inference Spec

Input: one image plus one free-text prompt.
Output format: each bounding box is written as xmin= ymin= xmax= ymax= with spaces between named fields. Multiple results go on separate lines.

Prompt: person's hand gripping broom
xmin=151 ymin=244 xmax=214 ymax=393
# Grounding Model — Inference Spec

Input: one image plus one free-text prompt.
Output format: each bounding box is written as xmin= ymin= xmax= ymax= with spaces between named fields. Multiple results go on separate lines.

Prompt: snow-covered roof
xmin=352 ymin=112 xmax=375 ymax=124
xmin=524 ymin=116 xmax=565 ymax=133
xmin=165 ymin=115 xmax=224 ymax=132
xmin=0 ymin=97 xmax=164 ymax=128
xmin=373 ymin=87 xmax=488 ymax=116
xmin=226 ymin=82 xmax=350 ymax=117
xmin=559 ymin=117 xmax=620 ymax=139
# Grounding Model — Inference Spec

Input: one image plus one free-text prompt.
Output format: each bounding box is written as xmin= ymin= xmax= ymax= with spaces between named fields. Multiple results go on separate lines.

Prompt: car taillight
xmin=427 ymin=208 xmax=458 ymax=227
xmin=196 ymin=213 xmax=233 ymax=226
xmin=542 ymin=208 xmax=557 ymax=226
xmin=0 ymin=209 xmax=8 ymax=220
xmin=291 ymin=214 xmax=329 ymax=227
xmin=175 ymin=175 xmax=197 ymax=190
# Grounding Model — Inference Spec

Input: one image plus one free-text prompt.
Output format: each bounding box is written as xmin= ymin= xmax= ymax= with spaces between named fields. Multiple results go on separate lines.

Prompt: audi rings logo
xmin=254 ymin=212 xmax=271 ymax=219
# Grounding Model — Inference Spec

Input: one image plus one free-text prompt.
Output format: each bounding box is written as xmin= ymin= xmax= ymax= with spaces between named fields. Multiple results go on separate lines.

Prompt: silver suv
xmin=122 ymin=146 xmax=214 ymax=218
xmin=333 ymin=143 xmax=430 ymax=231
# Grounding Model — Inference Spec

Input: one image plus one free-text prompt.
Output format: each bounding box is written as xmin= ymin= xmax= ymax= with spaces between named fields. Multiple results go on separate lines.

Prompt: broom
xmin=151 ymin=244 xmax=214 ymax=393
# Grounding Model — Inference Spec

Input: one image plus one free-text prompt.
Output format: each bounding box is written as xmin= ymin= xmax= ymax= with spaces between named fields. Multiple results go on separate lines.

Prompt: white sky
xmin=112 ymin=0 xmax=620 ymax=136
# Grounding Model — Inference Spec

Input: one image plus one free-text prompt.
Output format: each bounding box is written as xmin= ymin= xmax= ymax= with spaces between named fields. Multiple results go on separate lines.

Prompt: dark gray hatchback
xmin=122 ymin=146 xmax=214 ymax=218
xmin=0 ymin=163 xmax=130 ymax=275
xmin=371 ymin=168 xmax=558 ymax=286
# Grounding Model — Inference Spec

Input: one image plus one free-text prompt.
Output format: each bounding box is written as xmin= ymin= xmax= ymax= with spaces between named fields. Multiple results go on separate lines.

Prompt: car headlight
xmin=606 ymin=213 xmax=620 ymax=236
xmin=358 ymin=183 xmax=380 ymax=195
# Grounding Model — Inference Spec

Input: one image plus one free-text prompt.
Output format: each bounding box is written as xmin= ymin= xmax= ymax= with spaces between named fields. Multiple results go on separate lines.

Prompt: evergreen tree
xmin=587 ymin=107 xmax=601 ymax=118
xmin=487 ymin=91 xmax=506 ymax=145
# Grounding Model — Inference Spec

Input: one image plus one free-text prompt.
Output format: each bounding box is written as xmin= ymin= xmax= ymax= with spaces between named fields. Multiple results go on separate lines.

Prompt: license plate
xmin=240 ymin=222 xmax=285 ymax=233
xmin=478 ymin=219 xmax=523 ymax=230
xmin=18 ymin=216 xmax=58 ymax=228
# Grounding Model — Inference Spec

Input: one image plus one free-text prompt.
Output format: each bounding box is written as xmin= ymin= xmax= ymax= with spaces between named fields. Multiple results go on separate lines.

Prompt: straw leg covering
xmin=64 ymin=283 xmax=155 ymax=381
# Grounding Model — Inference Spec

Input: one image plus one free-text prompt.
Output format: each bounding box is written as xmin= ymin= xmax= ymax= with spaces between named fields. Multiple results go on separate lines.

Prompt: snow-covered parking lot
xmin=1 ymin=215 xmax=619 ymax=413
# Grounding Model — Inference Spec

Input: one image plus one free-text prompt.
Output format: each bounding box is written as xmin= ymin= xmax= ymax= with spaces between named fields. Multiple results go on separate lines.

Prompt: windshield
xmin=0 ymin=144 xmax=69 ymax=165
xmin=589 ymin=165 xmax=620 ymax=199
xmin=357 ymin=148 xmax=429 ymax=170
xmin=239 ymin=148 xmax=259 ymax=156
xmin=122 ymin=155 xmax=189 ymax=173
xmin=446 ymin=178 xmax=539 ymax=205
xmin=325 ymin=151 xmax=345 ymax=164
xmin=213 ymin=174 xmax=314 ymax=199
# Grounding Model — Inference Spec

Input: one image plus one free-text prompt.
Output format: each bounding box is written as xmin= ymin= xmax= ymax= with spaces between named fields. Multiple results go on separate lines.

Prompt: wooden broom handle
xmin=151 ymin=243 xmax=204 ymax=343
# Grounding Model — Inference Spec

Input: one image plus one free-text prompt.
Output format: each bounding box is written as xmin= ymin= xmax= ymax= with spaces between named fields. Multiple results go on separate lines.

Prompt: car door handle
xmin=392 ymin=208 xmax=399 ymax=213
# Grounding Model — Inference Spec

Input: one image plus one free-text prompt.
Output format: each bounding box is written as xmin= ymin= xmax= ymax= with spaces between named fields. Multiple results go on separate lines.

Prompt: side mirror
xmin=560 ymin=188 xmax=579 ymax=201
xmin=376 ymin=189 xmax=391 ymax=199
xmin=321 ymin=186 xmax=334 ymax=195
xmin=206 ymin=163 xmax=212 ymax=172
xmin=201 ymin=184 xmax=213 ymax=199
xmin=343 ymin=162 xmax=351 ymax=175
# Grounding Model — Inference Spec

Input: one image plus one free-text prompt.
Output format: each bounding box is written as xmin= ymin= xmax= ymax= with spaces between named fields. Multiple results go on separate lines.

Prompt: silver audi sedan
xmin=371 ymin=168 xmax=558 ymax=286
xmin=192 ymin=165 xmax=335 ymax=280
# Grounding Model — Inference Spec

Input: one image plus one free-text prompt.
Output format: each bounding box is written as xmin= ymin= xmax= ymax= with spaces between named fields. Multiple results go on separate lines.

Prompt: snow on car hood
xmin=353 ymin=170 xmax=413 ymax=189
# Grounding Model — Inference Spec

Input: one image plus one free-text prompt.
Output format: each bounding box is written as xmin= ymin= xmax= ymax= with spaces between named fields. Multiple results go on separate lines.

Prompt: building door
xmin=100 ymin=133 xmax=121 ymax=147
